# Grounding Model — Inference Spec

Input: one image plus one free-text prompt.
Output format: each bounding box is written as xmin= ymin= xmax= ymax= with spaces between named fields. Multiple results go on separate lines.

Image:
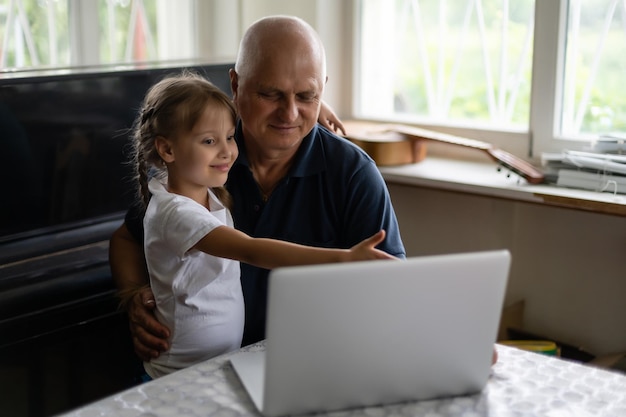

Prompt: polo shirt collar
xmin=233 ymin=121 xmax=325 ymax=178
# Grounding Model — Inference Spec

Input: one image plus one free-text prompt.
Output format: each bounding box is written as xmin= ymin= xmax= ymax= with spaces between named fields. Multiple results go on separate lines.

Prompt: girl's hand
xmin=349 ymin=230 xmax=397 ymax=261
xmin=319 ymin=101 xmax=347 ymax=135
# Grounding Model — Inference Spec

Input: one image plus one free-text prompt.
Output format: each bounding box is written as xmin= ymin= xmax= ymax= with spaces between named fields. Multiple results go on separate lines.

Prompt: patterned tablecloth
xmin=61 ymin=342 xmax=626 ymax=417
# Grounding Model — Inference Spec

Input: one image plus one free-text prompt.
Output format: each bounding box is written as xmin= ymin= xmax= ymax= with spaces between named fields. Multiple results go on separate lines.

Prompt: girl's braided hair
xmin=131 ymin=70 xmax=236 ymax=209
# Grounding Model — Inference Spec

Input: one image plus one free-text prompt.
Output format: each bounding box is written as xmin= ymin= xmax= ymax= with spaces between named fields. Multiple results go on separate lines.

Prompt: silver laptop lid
xmin=262 ymin=249 xmax=511 ymax=416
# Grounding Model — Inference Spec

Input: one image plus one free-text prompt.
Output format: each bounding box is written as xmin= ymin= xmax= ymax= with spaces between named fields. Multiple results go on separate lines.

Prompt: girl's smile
xmin=157 ymin=103 xmax=238 ymax=205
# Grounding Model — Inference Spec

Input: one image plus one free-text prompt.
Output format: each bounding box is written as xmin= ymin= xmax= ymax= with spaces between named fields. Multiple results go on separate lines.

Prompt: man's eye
xmin=259 ymin=92 xmax=280 ymax=100
xmin=297 ymin=93 xmax=316 ymax=102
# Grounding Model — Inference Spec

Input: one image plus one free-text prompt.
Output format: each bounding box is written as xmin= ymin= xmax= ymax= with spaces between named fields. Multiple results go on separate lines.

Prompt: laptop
xmin=230 ymin=249 xmax=511 ymax=417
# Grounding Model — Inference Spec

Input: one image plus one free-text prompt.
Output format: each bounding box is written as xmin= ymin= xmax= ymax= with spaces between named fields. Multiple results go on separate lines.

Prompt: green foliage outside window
xmin=0 ymin=0 xmax=157 ymax=70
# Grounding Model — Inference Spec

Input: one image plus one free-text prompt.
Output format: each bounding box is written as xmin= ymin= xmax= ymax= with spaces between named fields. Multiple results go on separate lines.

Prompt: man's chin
xmin=264 ymin=131 xmax=304 ymax=147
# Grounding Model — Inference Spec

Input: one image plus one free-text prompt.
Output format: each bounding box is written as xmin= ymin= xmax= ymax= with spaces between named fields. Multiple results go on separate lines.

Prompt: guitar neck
xmin=390 ymin=124 xmax=545 ymax=184
xmin=391 ymin=125 xmax=492 ymax=151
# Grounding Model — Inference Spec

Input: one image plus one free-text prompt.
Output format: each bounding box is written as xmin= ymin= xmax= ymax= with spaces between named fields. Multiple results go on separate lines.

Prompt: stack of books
xmin=542 ymin=137 xmax=626 ymax=195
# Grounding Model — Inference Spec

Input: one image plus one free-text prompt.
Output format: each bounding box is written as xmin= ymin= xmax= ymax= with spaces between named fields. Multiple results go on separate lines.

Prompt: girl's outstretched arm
xmin=194 ymin=228 xmax=396 ymax=270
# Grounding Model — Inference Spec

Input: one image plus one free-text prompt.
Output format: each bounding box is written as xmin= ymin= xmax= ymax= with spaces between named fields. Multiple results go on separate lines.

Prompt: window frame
xmin=530 ymin=0 xmax=596 ymax=157
xmin=351 ymin=0 xmax=597 ymax=161
xmin=69 ymin=0 xmax=99 ymax=66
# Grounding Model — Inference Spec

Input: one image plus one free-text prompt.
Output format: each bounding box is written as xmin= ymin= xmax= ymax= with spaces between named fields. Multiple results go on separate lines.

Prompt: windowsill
xmin=379 ymin=157 xmax=626 ymax=217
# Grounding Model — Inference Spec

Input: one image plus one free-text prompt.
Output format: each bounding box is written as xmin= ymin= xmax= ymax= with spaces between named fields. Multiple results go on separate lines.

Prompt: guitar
xmin=343 ymin=121 xmax=545 ymax=184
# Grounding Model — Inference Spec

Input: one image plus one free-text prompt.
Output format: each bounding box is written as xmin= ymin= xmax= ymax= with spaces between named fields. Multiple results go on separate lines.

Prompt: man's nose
xmin=279 ymin=96 xmax=298 ymax=121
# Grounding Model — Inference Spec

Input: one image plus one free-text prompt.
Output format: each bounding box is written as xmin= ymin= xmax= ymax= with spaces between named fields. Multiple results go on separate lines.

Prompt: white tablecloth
xmin=60 ymin=342 xmax=626 ymax=417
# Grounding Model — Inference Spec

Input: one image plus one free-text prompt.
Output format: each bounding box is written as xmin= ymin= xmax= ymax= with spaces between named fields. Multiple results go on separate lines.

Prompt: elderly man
xmin=110 ymin=15 xmax=405 ymax=361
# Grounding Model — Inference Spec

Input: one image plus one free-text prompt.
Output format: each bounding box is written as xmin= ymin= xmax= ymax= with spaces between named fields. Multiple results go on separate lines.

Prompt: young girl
xmin=131 ymin=71 xmax=394 ymax=378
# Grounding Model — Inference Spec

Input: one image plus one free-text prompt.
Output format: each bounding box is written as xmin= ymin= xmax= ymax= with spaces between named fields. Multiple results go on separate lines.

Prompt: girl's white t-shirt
xmin=143 ymin=178 xmax=244 ymax=378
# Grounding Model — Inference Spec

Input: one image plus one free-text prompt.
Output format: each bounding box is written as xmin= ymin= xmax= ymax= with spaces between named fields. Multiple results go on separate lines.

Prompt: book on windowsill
xmin=556 ymin=169 xmax=626 ymax=195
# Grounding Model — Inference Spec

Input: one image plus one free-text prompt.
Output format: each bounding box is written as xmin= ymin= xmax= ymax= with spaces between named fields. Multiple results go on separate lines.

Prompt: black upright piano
xmin=0 ymin=61 xmax=233 ymax=417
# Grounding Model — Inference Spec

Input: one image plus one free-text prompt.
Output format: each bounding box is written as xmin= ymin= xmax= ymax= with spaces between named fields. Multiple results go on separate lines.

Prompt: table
xmin=61 ymin=342 xmax=626 ymax=417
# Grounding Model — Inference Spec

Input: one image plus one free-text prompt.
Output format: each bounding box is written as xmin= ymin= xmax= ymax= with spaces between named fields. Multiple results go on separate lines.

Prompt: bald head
xmin=230 ymin=15 xmax=327 ymax=152
xmin=235 ymin=15 xmax=327 ymax=82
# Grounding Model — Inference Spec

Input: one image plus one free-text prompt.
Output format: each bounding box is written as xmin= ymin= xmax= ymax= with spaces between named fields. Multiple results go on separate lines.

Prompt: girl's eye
xmin=203 ymin=138 xmax=215 ymax=145
xmin=227 ymin=135 xmax=235 ymax=141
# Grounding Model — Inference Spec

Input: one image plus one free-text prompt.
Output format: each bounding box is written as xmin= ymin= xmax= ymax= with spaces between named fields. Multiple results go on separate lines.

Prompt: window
xmin=560 ymin=0 xmax=626 ymax=138
xmin=356 ymin=0 xmax=626 ymax=157
xmin=357 ymin=0 xmax=534 ymax=130
xmin=0 ymin=0 xmax=196 ymax=70
xmin=1 ymin=0 xmax=70 ymax=68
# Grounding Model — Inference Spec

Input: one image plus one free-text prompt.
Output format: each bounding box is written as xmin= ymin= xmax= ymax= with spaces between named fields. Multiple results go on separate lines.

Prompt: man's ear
xmin=229 ymin=68 xmax=239 ymax=102
xmin=155 ymin=136 xmax=175 ymax=163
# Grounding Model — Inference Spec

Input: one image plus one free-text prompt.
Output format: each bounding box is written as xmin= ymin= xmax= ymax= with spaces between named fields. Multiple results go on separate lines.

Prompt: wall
xmin=387 ymin=182 xmax=626 ymax=356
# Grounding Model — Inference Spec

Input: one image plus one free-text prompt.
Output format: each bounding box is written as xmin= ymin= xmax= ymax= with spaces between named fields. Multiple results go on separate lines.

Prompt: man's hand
xmin=127 ymin=286 xmax=170 ymax=361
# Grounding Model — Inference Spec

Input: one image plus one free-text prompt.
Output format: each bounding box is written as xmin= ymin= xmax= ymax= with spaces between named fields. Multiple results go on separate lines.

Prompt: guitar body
xmin=343 ymin=120 xmax=545 ymax=184
xmin=345 ymin=127 xmax=428 ymax=165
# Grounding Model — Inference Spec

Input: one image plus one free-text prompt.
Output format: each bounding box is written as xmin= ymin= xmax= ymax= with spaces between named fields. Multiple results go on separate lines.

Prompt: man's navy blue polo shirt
xmin=227 ymin=123 xmax=406 ymax=346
